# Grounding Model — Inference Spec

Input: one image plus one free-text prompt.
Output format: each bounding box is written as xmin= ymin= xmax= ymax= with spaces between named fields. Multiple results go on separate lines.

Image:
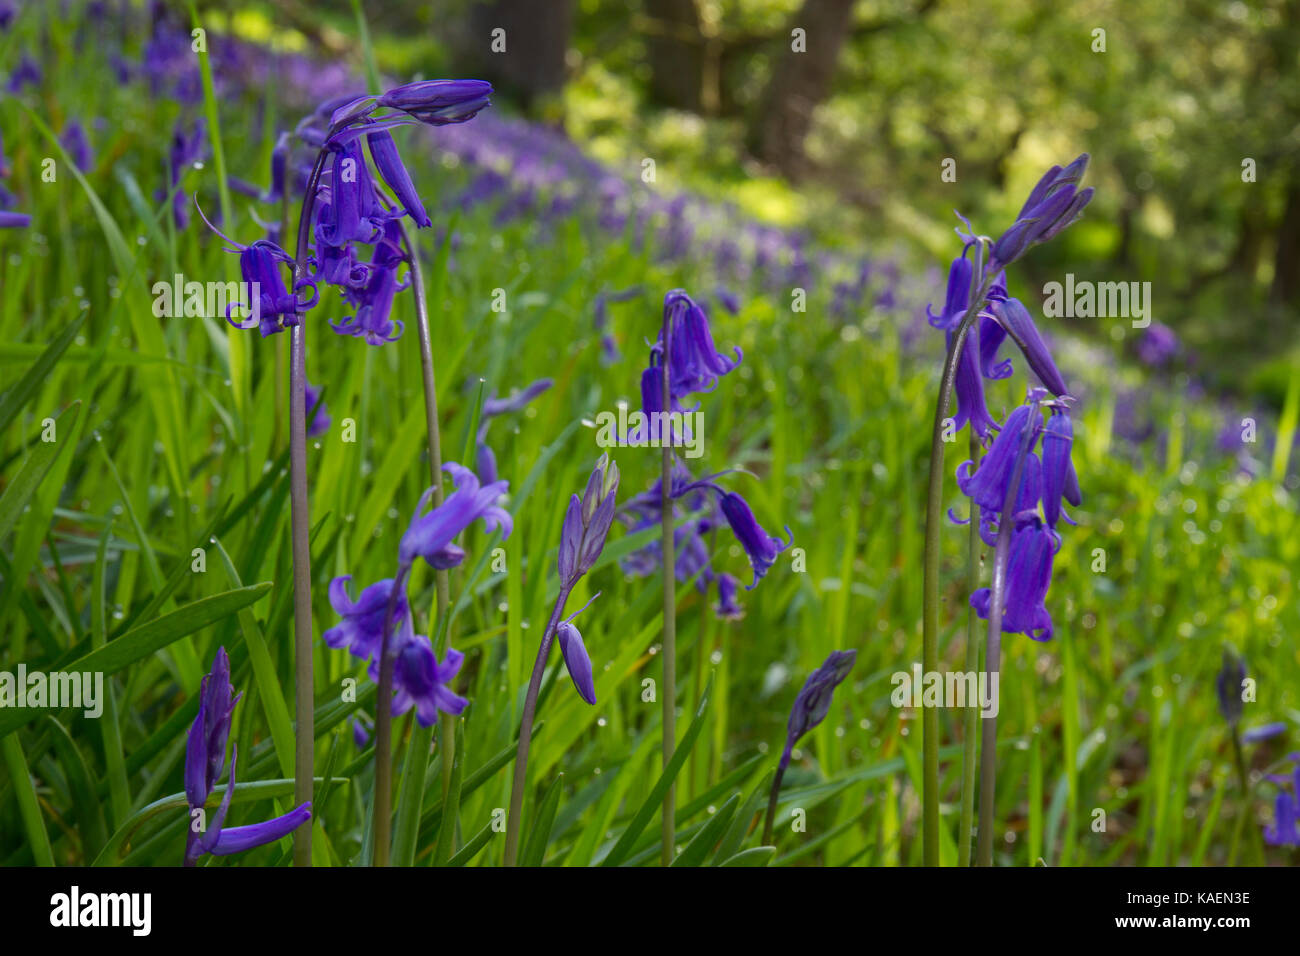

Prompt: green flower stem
xmin=975 ymin=414 xmax=1034 ymax=866
xmin=660 ymin=314 xmax=678 ymax=866
xmin=503 ymin=585 xmax=574 ymax=865
xmin=957 ymin=426 xmax=982 ymax=867
xmin=921 ymin=272 xmax=995 ymax=866
xmin=287 ymin=145 xmax=331 ymax=868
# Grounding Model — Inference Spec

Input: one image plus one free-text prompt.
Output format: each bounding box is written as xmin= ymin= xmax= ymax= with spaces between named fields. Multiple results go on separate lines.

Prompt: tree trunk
xmin=1271 ymin=175 xmax=1300 ymax=305
xmin=643 ymin=0 xmax=705 ymax=111
xmin=462 ymin=0 xmax=574 ymax=115
xmin=748 ymin=0 xmax=857 ymax=179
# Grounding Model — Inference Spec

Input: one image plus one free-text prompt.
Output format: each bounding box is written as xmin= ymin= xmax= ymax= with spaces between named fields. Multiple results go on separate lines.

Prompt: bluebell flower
xmin=381 ymin=633 xmax=468 ymax=725
xmin=184 ymin=648 xmax=311 ymax=865
xmin=0 ymin=211 xmax=29 ymax=228
xmin=323 ymin=576 xmax=409 ymax=663
xmin=7 ymin=54 xmax=40 ymax=93
xmin=558 ymin=455 xmax=620 ymax=588
xmin=925 ymin=254 xmax=973 ymax=332
xmin=653 ymin=289 xmax=742 ymax=400
xmin=330 ymin=220 xmax=408 ymax=344
xmin=988 ymin=296 xmax=1069 ymax=397
xmin=305 ymin=381 xmax=331 ymax=438
xmin=1215 ymin=649 xmax=1247 ymax=728
xmin=970 ymin=513 xmax=1057 ymax=641
xmin=713 ymin=572 xmax=744 ymax=619
xmin=398 ymin=462 xmax=512 ymax=570
xmin=60 ymin=122 xmax=92 ymax=172
xmin=377 ymin=79 xmax=493 ymax=126
xmin=315 ymin=138 xmax=390 ymax=248
xmin=780 ymin=650 xmax=857 ymax=771
xmin=200 ymin=205 xmax=318 ymax=336
xmin=367 ymin=129 xmax=431 ymax=228
xmin=1242 ymin=722 xmax=1288 ymax=744
xmin=1263 ymin=756 xmax=1300 ymax=847
xmin=712 ymin=487 xmax=792 ymax=589
xmin=955 ymin=403 xmax=1041 ymax=513
xmin=988 ymin=154 xmax=1093 ymax=270
xmin=557 ymin=618 xmax=597 ymax=705
xmin=1040 ymin=405 xmax=1080 ymax=528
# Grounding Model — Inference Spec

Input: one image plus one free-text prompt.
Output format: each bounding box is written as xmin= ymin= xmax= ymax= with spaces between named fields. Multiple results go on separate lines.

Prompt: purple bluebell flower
xmin=970 ymin=514 xmax=1057 ymax=641
xmin=323 ymin=576 xmax=410 ymax=663
xmin=653 ymin=289 xmax=742 ymax=399
xmin=989 ymin=154 xmax=1093 ymax=270
xmin=382 ymin=633 xmax=468 ymax=725
xmin=0 ymin=211 xmax=29 ymax=228
xmin=1263 ymin=757 xmax=1300 ymax=847
xmin=7 ymin=54 xmax=40 ymax=93
xmin=557 ymin=454 xmax=620 ymax=588
xmin=925 ymin=254 xmax=973 ymax=332
xmin=305 ymin=381 xmax=331 ymax=438
xmin=557 ymin=619 xmax=597 ymax=705
xmin=1216 ymin=649 xmax=1247 ymax=728
xmin=1243 ymin=722 xmax=1288 ymax=744
xmin=780 ymin=650 xmax=857 ymax=771
xmin=376 ymin=79 xmax=493 ymax=126
xmin=367 ymin=129 xmax=430 ymax=228
xmin=988 ymin=296 xmax=1069 ymax=397
xmin=398 ymin=462 xmax=512 ymax=570
xmin=713 ymin=572 xmax=744 ymax=619
xmin=184 ymin=648 xmax=311 ymax=865
xmin=60 ymin=122 xmax=92 ymax=173
xmin=1136 ymin=322 xmax=1179 ymax=367
xmin=956 ymin=403 xmax=1042 ymax=513
xmin=1040 ymin=405 xmax=1080 ymax=528
xmin=330 ymin=220 xmax=408 ymax=344
xmin=316 ymin=138 xmax=389 ymax=248
xmin=712 ymin=488 xmax=792 ymax=589
xmin=202 ymin=220 xmax=318 ymax=336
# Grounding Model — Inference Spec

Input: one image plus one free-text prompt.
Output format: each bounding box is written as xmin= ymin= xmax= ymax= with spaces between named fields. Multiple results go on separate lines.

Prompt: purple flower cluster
xmin=937 ymin=156 xmax=1093 ymax=642
xmin=184 ymin=648 xmax=311 ymax=865
xmin=0 ymin=129 xmax=29 ymax=228
xmin=324 ymin=462 xmax=511 ymax=726
xmin=619 ymin=290 xmax=789 ymax=617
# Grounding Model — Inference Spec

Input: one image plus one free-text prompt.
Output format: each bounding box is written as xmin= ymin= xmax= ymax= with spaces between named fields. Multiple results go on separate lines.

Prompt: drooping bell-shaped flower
xmin=925 ymin=254 xmax=972 ymax=332
xmin=714 ymin=488 xmax=792 ymax=589
xmin=385 ymin=633 xmax=469 ymax=725
xmin=713 ymin=572 xmax=744 ymax=619
xmin=398 ymin=462 xmax=512 ymax=570
xmin=323 ymin=576 xmax=410 ymax=663
xmin=970 ymin=514 xmax=1057 ymax=641
xmin=653 ymin=289 xmax=742 ymax=399
xmin=367 ymin=128 xmax=431 ymax=228
xmin=1040 ymin=406 xmax=1081 ymax=528
xmin=988 ymin=297 xmax=1069 ymax=397
xmin=556 ymin=620 xmax=596 ymax=705
xmin=330 ymin=220 xmax=409 ymax=344
xmin=956 ymin=403 xmax=1041 ymax=513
